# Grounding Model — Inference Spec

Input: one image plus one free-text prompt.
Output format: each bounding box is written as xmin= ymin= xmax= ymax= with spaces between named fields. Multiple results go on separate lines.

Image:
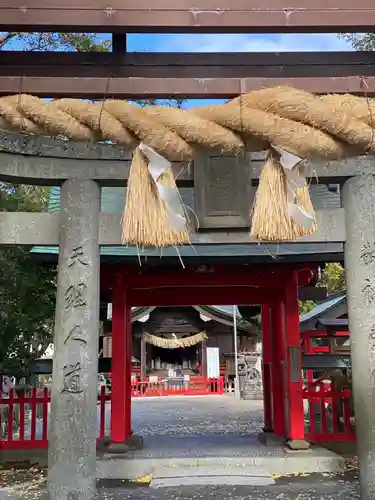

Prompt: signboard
xmin=206 ymin=347 xmax=220 ymax=378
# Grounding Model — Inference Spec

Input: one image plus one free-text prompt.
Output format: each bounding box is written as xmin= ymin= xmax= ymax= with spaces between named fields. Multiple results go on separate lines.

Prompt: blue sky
xmin=126 ymin=33 xmax=351 ymax=53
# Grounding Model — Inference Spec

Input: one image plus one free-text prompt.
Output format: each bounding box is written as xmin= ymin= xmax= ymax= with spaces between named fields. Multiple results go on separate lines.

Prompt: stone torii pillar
xmin=48 ymin=179 xmax=101 ymax=500
xmin=342 ymin=174 xmax=375 ymax=500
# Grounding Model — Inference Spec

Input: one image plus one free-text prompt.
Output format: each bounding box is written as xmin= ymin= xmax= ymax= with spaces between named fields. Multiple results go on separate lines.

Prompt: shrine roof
xmin=108 ymin=304 xmax=245 ymax=328
xmin=299 ymin=291 xmax=346 ymax=332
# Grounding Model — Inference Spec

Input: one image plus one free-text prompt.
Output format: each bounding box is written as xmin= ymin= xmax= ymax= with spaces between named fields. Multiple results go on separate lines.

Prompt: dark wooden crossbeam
xmin=112 ymin=34 xmax=127 ymax=53
xmin=299 ymin=286 xmax=328 ymax=302
xmin=0 ymin=75 xmax=373 ymax=99
xmin=0 ymin=0 xmax=374 ymax=33
xmin=1 ymin=51 xmax=375 ymax=79
xmin=0 ymin=51 xmax=375 ymax=98
xmin=316 ymin=318 xmax=349 ymax=333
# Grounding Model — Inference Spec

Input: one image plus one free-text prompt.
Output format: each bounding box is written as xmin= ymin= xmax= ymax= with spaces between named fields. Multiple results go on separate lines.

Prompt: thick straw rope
xmin=143 ymin=331 xmax=208 ymax=349
xmin=0 ymin=86 xmax=372 ymax=244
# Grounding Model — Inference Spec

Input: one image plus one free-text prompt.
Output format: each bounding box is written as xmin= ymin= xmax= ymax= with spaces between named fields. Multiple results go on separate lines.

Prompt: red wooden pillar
xmin=283 ymin=270 xmax=307 ymax=447
xmin=261 ymin=304 xmax=273 ymax=432
xmin=110 ymin=271 xmax=132 ymax=443
xmin=270 ymin=299 xmax=286 ymax=437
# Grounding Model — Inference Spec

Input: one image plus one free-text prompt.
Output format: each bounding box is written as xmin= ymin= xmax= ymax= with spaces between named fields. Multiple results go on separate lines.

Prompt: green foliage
xmin=340 ymin=33 xmax=375 ymax=51
xmin=319 ymin=262 xmax=346 ymax=294
xmin=299 ymin=300 xmax=316 ymax=315
xmin=0 ymin=185 xmax=56 ymax=375
xmin=0 ymin=30 xmax=188 ymax=375
xmin=299 ymin=263 xmax=346 ymax=316
xmin=0 ymin=32 xmax=111 ymax=52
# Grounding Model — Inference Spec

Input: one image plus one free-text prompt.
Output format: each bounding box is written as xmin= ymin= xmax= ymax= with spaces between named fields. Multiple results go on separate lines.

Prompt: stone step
xmin=150 ymin=473 xmax=275 ymax=488
xmin=97 ymin=448 xmax=344 ymax=481
xmin=0 ymin=487 xmax=12 ymax=500
xmin=151 ymin=464 xmax=272 ymax=479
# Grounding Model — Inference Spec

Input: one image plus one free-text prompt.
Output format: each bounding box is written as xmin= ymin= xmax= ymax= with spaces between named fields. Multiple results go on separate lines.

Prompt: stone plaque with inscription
xmin=194 ymin=152 xmax=255 ymax=229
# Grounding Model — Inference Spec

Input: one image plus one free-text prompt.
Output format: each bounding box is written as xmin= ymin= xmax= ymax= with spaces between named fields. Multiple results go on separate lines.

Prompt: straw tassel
xmin=293 ymin=168 xmax=317 ymax=237
xmin=122 ymin=147 xmax=190 ymax=247
xmin=251 ymin=152 xmax=295 ymax=241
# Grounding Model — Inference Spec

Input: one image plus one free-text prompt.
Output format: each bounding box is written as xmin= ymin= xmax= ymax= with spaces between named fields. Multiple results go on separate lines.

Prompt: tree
xmin=319 ymin=262 xmax=346 ymax=294
xmin=0 ymin=32 xmax=187 ymax=375
xmin=341 ymin=34 xmax=375 ymax=51
xmin=0 ymin=32 xmax=111 ymax=52
xmin=298 ymin=262 xmax=346 ymax=316
xmin=0 ymin=185 xmax=56 ymax=375
xmin=0 ymin=32 xmax=113 ymax=375
xmin=299 ymin=300 xmax=316 ymax=315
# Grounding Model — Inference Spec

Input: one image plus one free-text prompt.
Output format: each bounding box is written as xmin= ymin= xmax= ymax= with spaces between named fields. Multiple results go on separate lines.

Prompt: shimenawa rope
xmin=143 ymin=332 xmax=208 ymax=349
xmin=0 ymin=86 xmax=373 ymax=245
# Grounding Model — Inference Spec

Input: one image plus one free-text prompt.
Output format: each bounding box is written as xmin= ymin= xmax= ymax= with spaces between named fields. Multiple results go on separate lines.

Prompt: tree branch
xmin=0 ymin=32 xmax=17 ymax=50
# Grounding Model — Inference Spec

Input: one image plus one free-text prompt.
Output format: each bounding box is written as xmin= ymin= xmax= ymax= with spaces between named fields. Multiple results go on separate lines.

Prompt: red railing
xmin=303 ymin=380 xmax=355 ymax=443
xmin=0 ymin=388 xmax=51 ymax=449
xmin=302 ymin=330 xmax=350 ymax=355
xmin=131 ymin=376 xmax=225 ymax=397
xmin=1 ymin=375 xmax=355 ymax=450
xmin=0 ymin=377 xmax=224 ymax=450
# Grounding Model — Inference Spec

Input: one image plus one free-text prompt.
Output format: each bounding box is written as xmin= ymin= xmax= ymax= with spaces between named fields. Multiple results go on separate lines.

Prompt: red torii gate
xmin=101 ymin=263 xmax=317 ymax=449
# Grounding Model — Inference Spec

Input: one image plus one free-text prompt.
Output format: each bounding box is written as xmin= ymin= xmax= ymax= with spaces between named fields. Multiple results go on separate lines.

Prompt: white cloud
xmin=156 ymin=33 xmax=352 ymax=53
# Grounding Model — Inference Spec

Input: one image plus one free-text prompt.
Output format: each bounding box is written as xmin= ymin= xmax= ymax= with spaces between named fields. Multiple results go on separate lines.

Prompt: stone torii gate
xmin=0 ymin=132 xmax=375 ymax=498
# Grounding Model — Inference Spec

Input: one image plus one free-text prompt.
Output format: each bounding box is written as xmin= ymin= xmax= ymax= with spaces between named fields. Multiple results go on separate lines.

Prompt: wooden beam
xmin=0 ymin=210 xmax=345 ymax=247
xmin=1 ymin=51 xmax=375 ymax=79
xmin=299 ymin=286 xmax=328 ymax=302
xmin=0 ymin=75 xmax=374 ymax=99
xmin=316 ymin=318 xmax=349 ymax=333
xmin=120 ymin=265 xmax=313 ymax=289
xmin=112 ymin=34 xmax=127 ymax=53
xmin=130 ymin=287 xmax=276 ymax=306
xmin=0 ymin=0 xmax=374 ymax=33
xmin=104 ymin=265 xmax=316 ymax=289
xmin=101 ymin=265 xmax=316 ymax=290
xmin=130 ymin=285 xmax=323 ymax=305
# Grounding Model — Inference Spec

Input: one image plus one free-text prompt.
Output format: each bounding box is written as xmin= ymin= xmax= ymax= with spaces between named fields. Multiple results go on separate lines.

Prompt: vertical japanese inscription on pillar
xmin=62 ymin=245 xmax=89 ymax=395
xmin=360 ymin=242 xmax=375 ymax=382
xmin=360 ymin=242 xmax=375 ymax=304
xmin=360 ymin=242 xmax=375 ymax=266
xmin=62 ymin=363 xmax=83 ymax=394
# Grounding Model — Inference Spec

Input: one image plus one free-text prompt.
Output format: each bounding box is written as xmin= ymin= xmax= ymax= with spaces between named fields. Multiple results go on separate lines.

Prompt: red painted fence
xmin=303 ymin=378 xmax=355 ymax=443
xmin=1 ymin=375 xmax=355 ymax=451
xmin=132 ymin=377 xmax=224 ymax=397
xmin=0 ymin=377 xmax=224 ymax=450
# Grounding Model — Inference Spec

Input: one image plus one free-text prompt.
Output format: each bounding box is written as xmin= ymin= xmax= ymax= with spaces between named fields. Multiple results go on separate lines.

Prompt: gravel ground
xmin=0 ymin=474 xmax=361 ymax=500
xmin=24 ymin=396 xmax=265 ymax=439
xmin=0 ymin=397 xmax=360 ymax=499
xmin=132 ymin=396 xmax=265 ymax=437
